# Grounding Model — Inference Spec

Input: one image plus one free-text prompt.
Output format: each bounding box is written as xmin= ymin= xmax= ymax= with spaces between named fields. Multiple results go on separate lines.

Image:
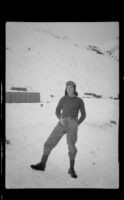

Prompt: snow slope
xmin=5 ymin=23 xmax=119 ymax=188
xmin=98 ymin=36 xmax=119 ymax=62
xmin=5 ymin=99 xmax=119 ymax=188
xmin=6 ymin=23 xmax=119 ymax=98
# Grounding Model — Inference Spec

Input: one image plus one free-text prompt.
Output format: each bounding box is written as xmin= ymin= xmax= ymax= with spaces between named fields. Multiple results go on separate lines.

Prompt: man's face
xmin=67 ymin=84 xmax=74 ymax=96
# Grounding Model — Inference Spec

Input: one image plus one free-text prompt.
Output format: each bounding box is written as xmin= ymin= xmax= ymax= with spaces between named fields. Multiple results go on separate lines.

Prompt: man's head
xmin=66 ymin=81 xmax=76 ymax=90
xmin=65 ymin=81 xmax=78 ymax=97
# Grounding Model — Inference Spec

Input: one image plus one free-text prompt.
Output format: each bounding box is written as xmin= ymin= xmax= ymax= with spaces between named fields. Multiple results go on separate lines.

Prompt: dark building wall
xmin=20 ymin=93 xmax=25 ymax=103
xmin=25 ymin=93 xmax=30 ymax=103
xmin=6 ymin=92 xmax=11 ymax=103
xmin=16 ymin=92 xmax=21 ymax=103
xmin=6 ymin=92 xmax=40 ymax=103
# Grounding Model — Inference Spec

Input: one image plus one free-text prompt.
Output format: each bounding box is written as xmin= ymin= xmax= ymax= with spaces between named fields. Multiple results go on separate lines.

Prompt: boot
xmin=68 ymin=159 xmax=77 ymax=178
xmin=30 ymin=154 xmax=49 ymax=171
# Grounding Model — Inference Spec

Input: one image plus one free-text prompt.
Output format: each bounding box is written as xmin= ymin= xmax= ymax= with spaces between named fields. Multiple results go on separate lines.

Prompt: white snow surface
xmin=6 ymin=98 xmax=119 ymax=188
xmin=6 ymin=23 xmax=119 ymax=98
xmin=5 ymin=23 xmax=119 ymax=188
xmin=97 ymin=37 xmax=119 ymax=61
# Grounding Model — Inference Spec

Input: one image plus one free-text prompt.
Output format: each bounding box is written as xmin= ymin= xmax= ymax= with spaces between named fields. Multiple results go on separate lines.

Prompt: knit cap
xmin=66 ymin=81 xmax=76 ymax=89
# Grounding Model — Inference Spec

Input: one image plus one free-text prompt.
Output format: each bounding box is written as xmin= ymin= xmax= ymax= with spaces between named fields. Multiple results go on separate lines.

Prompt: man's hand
xmin=59 ymin=118 xmax=65 ymax=126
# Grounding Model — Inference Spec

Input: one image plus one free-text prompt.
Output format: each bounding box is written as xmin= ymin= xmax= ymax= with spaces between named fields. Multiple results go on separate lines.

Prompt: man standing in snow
xmin=31 ymin=81 xmax=86 ymax=178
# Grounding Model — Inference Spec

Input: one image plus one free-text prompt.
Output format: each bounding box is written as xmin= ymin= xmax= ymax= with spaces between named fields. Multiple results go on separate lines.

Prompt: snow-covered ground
xmin=5 ymin=98 xmax=119 ymax=188
xmin=5 ymin=23 xmax=119 ymax=188
xmin=6 ymin=23 xmax=119 ymax=98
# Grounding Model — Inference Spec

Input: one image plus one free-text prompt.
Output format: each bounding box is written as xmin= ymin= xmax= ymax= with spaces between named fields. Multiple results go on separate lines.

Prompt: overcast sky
xmin=7 ymin=22 xmax=119 ymax=46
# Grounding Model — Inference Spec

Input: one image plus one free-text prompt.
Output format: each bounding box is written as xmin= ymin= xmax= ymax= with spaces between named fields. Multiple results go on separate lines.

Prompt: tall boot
xmin=30 ymin=154 xmax=49 ymax=171
xmin=68 ymin=159 xmax=77 ymax=178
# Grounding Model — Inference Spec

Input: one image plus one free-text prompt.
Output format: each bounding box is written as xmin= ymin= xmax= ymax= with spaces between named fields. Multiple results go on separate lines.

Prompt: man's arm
xmin=78 ymin=99 xmax=86 ymax=125
xmin=55 ymin=97 xmax=63 ymax=119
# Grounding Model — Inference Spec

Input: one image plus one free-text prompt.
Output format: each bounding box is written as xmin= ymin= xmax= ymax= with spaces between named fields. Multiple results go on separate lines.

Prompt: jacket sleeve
xmin=78 ymin=99 xmax=86 ymax=125
xmin=55 ymin=97 xmax=63 ymax=119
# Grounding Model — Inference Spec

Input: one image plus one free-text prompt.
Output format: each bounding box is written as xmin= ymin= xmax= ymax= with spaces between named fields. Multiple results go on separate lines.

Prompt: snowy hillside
xmin=5 ymin=24 xmax=119 ymax=188
xmin=98 ymin=36 xmax=119 ymax=62
xmin=86 ymin=36 xmax=119 ymax=62
xmin=6 ymin=24 xmax=119 ymax=98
